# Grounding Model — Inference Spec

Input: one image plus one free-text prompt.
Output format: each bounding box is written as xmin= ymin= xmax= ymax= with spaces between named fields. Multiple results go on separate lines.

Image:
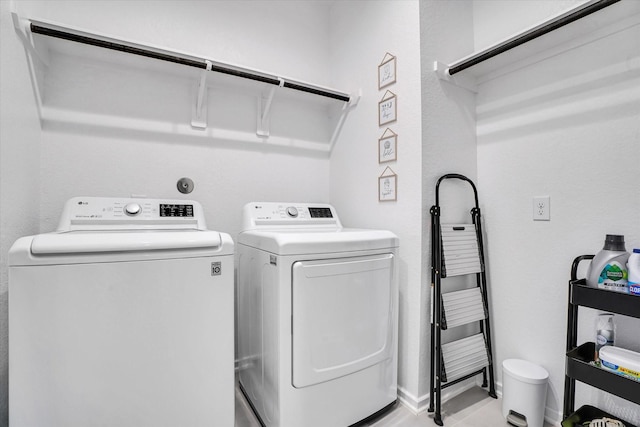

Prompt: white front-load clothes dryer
xmin=237 ymin=202 xmax=399 ymax=427
xmin=9 ymin=197 xmax=235 ymax=427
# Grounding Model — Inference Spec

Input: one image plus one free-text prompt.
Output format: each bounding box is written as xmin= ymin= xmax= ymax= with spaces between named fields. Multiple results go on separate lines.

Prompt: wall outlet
xmin=533 ymin=196 xmax=550 ymax=221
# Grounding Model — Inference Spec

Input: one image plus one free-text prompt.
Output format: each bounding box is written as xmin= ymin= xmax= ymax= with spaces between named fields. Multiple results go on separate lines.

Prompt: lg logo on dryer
xmin=211 ymin=262 xmax=222 ymax=276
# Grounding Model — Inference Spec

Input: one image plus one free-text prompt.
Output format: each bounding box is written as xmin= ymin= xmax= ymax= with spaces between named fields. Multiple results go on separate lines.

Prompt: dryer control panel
xmin=57 ymin=197 xmax=207 ymax=231
xmin=241 ymin=202 xmax=342 ymax=230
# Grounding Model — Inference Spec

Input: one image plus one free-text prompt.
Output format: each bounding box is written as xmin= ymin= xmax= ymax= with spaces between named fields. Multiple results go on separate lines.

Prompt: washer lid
xmin=238 ymin=228 xmax=398 ymax=255
xmin=9 ymin=231 xmax=234 ymax=266
xmin=503 ymin=359 xmax=549 ymax=384
xmin=31 ymin=230 xmax=226 ymax=255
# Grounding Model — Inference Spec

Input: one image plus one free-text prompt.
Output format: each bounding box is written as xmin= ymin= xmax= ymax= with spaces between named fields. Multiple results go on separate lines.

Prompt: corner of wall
xmin=418 ymin=0 xmax=477 ymax=399
xmin=1 ymin=1 xmax=43 ymax=424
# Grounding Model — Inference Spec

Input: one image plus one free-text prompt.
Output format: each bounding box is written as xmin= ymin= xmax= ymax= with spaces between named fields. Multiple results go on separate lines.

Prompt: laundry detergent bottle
xmin=628 ymin=248 xmax=640 ymax=296
xmin=586 ymin=235 xmax=629 ymax=292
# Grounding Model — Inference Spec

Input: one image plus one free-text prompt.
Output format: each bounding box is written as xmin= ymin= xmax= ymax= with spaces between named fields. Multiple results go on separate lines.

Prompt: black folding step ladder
xmin=428 ymin=174 xmax=497 ymax=426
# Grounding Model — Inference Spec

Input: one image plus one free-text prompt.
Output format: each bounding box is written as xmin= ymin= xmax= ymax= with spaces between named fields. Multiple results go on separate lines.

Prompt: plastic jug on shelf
xmin=628 ymin=248 xmax=640 ymax=296
xmin=586 ymin=235 xmax=629 ymax=293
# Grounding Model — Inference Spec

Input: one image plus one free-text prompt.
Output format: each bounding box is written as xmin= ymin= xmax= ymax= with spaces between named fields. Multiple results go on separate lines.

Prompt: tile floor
xmin=235 ymin=384 xmax=556 ymax=427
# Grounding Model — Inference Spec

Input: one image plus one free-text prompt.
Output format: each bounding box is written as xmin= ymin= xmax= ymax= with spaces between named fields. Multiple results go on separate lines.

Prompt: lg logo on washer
xmin=211 ymin=262 xmax=222 ymax=276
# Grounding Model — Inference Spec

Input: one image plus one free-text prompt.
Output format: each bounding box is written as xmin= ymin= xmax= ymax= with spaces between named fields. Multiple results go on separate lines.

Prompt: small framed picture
xmin=378 ymin=90 xmax=397 ymax=126
xmin=378 ymin=167 xmax=397 ymax=202
xmin=378 ymin=128 xmax=397 ymax=163
xmin=378 ymin=53 xmax=397 ymax=90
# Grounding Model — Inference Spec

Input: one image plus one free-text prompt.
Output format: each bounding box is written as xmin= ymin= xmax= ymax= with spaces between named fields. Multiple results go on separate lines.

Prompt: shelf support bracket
xmin=10 ymin=3 xmax=45 ymax=122
xmin=191 ymin=60 xmax=212 ymax=129
xmin=434 ymin=61 xmax=478 ymax=93
xmin=256 ymin=77 xmax=284 ymax=137
xmin=328 ymin=89 xmax=361 ymax=153
xmin=11 ymin=5 xmax=48 ymax=67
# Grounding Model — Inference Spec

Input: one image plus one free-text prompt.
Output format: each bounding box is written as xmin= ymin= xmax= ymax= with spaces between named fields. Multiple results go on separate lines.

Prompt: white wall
xmin=475 ymin=1 xmax=640 ymax=424
xmin=473 ymin=0 xmax=588 ymax=51
xmin=0 ymin=1 xmax=42 ymax=424
xmin=18 ymin=0 xmax=332 ymax=84
xmin=420 ymin=0 xmax=478 ymax=405
xmin=328 ymin=0 xmax=424 ymax=409
xmin=12 ymin=0 xmax=336 ymax=237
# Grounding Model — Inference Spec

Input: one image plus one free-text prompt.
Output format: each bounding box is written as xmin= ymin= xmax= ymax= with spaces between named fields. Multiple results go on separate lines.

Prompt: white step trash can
xmin=502 ymin=359 xmax=549 ymax=427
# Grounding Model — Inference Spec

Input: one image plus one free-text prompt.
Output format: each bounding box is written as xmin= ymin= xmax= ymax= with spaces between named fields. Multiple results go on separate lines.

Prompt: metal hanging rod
xmin=447 ymin=0 xmax=620 ymax=76
xmin=28 ymin=21 xmax=351 ymax=103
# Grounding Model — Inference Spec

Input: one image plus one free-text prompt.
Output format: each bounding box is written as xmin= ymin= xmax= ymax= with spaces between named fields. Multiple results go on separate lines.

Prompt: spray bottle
xmin=595 ymin=313 xmax=615 ymax=363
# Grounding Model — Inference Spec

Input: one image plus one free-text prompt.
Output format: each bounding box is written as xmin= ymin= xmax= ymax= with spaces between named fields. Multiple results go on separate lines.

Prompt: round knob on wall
xmin=177 ymin=177 xmax=194 ymax=194
xmin=124 ymin=203 xmax=142 ymax=216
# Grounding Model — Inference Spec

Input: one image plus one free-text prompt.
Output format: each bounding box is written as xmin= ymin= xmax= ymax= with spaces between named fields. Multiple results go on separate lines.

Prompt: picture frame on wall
xmin=378 ymin=167 xmax=397 ymax=202
xmin=378 ymin=53 xmax=397 ymax=90
xmin=378 ymin=90 xmax=397 ymax=126
xmin=378 ymin=128 xmax=397 ymax=163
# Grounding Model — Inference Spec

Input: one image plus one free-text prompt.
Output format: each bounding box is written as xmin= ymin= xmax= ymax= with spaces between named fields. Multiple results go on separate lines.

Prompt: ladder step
xmin=441 ymin=333 xmax=489 ymax=383
xmin=441 ymin=224 xmax=482 ymax=277
xmin=441 ymin=288 xmax=487 ymax=329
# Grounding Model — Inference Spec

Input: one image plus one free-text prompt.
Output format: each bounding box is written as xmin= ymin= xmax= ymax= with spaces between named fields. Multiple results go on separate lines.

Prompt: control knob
xmin=286 ymin=206 xmax=298 ymax=218
xmin=124 ymin=203 xmax=142 ymax=216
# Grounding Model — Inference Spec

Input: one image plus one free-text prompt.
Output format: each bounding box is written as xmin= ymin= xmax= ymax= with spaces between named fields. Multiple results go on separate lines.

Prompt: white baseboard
xmin=397 ymin=378 xmax=562 ymax=426
xmin=545 ymin=407 xmax=563 ymax=427
xmin=397 ymin=378 xmax=478 ymax=415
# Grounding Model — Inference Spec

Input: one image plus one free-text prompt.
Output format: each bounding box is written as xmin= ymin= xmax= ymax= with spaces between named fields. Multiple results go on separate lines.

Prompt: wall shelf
xmin=435 ymin=0 xmax=640 ymax=90
xmin=12 ymin=11 xmax=359 ymax=153
xmin=566 ymin=342 xmax=640 ymax=405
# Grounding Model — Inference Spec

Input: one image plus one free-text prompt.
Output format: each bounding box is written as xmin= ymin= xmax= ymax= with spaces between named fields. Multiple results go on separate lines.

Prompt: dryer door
xmin=291 ymin=253 xmax=394 ymax=388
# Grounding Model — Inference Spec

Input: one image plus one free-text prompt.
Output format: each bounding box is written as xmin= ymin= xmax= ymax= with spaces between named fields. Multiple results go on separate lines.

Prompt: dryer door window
xmin=291 ymin=253 xmax=394 ymax=388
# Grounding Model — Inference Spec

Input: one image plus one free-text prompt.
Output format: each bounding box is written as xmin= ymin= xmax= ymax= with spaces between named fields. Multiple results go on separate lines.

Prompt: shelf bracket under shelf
xmin=256 ymin=77 xmax=284 ymax=138
xmin=191 ymin=60 xmax=212 ymax=129
xmin=328 ymin=90 xmax=361 ymax=153
xmin=11 ymin=6 xmax=46 ymax=122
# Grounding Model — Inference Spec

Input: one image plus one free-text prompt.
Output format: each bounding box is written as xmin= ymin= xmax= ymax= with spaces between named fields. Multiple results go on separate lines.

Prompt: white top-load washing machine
xmin=237 ymin=202 xmax=399 ymax=427
xmin=9 ymin=197 xmax=234 ymax=427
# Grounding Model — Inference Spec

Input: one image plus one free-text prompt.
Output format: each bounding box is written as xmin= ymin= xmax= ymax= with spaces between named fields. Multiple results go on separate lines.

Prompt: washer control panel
xmin=241 ymin=202 xmax=341 ymax=231
xmin=58 ymin=197 xmax=205 ymax=231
